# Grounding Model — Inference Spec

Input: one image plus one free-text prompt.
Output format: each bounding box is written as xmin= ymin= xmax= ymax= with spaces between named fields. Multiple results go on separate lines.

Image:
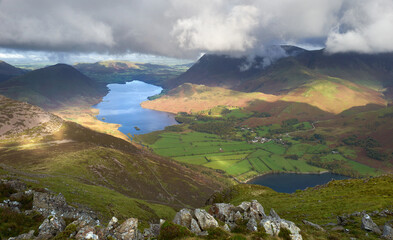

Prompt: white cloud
xmin=325 ymin=0 xmax=393 ymax=53
xmin=0 ymin=0 xmax=392 ymax=58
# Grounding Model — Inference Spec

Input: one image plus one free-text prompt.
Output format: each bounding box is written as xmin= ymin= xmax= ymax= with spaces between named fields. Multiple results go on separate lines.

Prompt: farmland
xmin=139 ymin=127 xmax=378 ymax=181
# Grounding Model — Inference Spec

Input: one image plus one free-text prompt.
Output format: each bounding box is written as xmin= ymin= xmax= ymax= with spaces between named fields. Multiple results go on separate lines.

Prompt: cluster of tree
xmin=366 ymin=148 xmax=389 ymax=161
xmin=308 ymin=133 xmax=325 ymax=144
xmin=251 ymin=111 xmax=271 ymax=118
xmin=342 ymin=135 xmax=380 ymax=147
xmin=269 ymin=118 xmax=305 ymax=135
xmin=189 ymin=121 xmax=234 ymax=137
xmin=306 ymin=157 xmax=360 ymax=178
xmin=164 ymin=125 xmax=183 ymax=132
xmin=285 ymin=154 xmax=299 ymax=160
xmin=147 ymin=89 xmax=167 ymax=100
xmin=342 ymin=135 xmax=387 ymax=161
xmin=174 ymin=115 xmax=195 ymax=124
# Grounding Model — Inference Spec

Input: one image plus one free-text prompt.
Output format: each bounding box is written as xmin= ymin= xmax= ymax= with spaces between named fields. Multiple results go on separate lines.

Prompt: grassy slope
xmin=141 ymin=83 xmax=278 ymax=114
xmin=306 ymin=105 xmax=393 ymax=172
xmin=0 ymin=97 xmax=230 ymax=223
xmin=207 ymin=175 xmax=393 ymax=239
xmin=142 ymin=79 xmax=385 ymax=115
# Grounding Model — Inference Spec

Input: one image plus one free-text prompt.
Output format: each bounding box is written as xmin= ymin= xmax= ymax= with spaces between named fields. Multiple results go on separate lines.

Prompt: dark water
xmin=94 ymin=80 xmax=178 ymax=136
xmin=248 ymin=173 xmax=349 ymax=193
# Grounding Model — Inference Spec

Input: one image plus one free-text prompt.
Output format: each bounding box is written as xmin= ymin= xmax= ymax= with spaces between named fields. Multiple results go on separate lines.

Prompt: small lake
xmin=94 ymin=80 xmax=178 ymax=136
xmin=248 ymin=173 xmax=349 ymax=193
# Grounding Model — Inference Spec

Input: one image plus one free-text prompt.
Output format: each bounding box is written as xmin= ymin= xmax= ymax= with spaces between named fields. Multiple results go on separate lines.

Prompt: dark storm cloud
xmin=0 ymin=0 xmax=392 ymax=59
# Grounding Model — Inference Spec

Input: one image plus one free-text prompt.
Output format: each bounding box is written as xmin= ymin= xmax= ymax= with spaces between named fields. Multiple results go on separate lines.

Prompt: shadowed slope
xmin=0 ymin=64 xmax=107 ymax=110
xmin=0 ymin=60 xmax=27 ymax=82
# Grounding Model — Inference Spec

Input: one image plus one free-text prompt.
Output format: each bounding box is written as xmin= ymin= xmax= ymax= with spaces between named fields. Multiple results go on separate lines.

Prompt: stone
xmin=382 ymin=224 xmax=393 ymax=240
xmin=361 ymin=214 xmax=382 ymax=235
xmin=37 ymin=215 xmax=66 ymax=239
xmin=223 ymin=224 xmax=231 ymax=232
xmin=260 ymin=217 xmax=303 ymax=240
xmin=194 ymin=209 xmax=219 ymax=230
xmin=331 ymin=226 xmax=345 ymax=232
xmin=32 ymin=191 xmax=96 ymax=221
xmin=105 ymin=216 xmax=119 ymax=233
xmin=234 ymin=211 xmax=243 ymax=222
xmin=247 ymin=217 xmax=258 ymax=232
xmin=279 ymin=220 xmax=302 ymax=240
xmin=8 ymin=230 xmax=35 ymax=240
xmin=260 ymin=218 xmax=280 ymax=236
xmin=337 ymin=215 xmax=348 ymax=226
xmin=270 ymin=208 xmax=280 ymax=219
xmin=250 ymin=200 xmax=266 ymax=217
xmin=75 ymin=226 xmax=99 ymax=240
xmin=238 ymin=201 xmax=251 ymax=212
xmin=173 ymin=208 xmax=193 ymax=228
xmin=303 ymin=220 xmax=325 ymax=231
xmin=114 ymin=218 xmax=139 ymax=240
xmin=209 ymin=203 xmax=234 ymax=222
xmin=190 ymin=218 xmax=202 ymax=234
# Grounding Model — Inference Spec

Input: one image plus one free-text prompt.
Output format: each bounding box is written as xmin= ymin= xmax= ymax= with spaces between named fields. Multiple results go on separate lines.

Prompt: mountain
xmin=75 ymin=60 xmax=189 ymax=87
xmin=0 ymin=64 xmax=107 ymax=109
xmin=142 ymin=81 xmax=385 ymax=115
xmin=169 ymin=47 xmax=393 ymax=100
xmin=0 ymin=96 xmax=229 ymax=222
xmin=0 ymin=60 xmax=27 ymax=82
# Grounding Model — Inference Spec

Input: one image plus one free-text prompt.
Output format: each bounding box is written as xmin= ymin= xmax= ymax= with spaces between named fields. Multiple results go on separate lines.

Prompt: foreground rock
xmin=361 ymin=214 xmax=382 ymax=235
xmin=173 ymin=207 xmax=218 ymax=235
xmin=4 ymin=179 xmax=304 ymax=240
xmin=303 ymin=220 xmax=325 ymax=232
xmin=173 ymin=200 xmax=302 ymax=240
xmin=383 ymin=224 xmax=393 ymax=240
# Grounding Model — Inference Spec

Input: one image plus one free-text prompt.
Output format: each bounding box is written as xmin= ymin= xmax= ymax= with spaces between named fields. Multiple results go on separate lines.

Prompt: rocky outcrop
xmin=32 ymin=191 xmax=97 ymax=221
xmin=194 ymin=209 xmax=219 ymax=230
xmin=172 ymin=207 xmax=218 ymax=235
xmin=114 ymin=218 xmax=141 ymax=240
xmin=361 ymin=214 xmax=382 ymax=235
xmin=383 ymin=224 xmax=393 ymax=240
xmin=173 ymin=200 xmax=302 ymax=240
xmin=303 ymin=220 xmax=325 ymax=231
xmin=173 ymin=208 xmax=193 ymax=228
xmin=37 ymin=215 xmax=66 ymax=239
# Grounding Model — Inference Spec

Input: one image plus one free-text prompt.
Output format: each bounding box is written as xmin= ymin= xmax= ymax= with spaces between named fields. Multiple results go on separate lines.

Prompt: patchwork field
xmin=142 ymin=130 xmax=378 ymax=181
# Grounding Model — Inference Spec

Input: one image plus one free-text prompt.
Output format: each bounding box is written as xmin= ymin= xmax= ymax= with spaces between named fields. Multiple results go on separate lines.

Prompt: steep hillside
xmin=0 ymin=95 xmax=63 ymax=139
xmin=0 ymin=64 xmax=107 ymax=109
xmin=142 ymin=82 xmax=386 ymax=115
xmin=0 ymin=60 xmax=26 ymax=82
xmin=169 ymin=47 xmax=393 ymax=101
xmin=0 ymin=97 xmax=229 ymax=222
xmin=141 ymin=83 xmax=279 ymax=114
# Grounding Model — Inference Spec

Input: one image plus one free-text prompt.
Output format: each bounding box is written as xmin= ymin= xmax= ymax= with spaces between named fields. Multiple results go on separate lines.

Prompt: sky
xmin=0 ymin=0 xmax=393 ymax=64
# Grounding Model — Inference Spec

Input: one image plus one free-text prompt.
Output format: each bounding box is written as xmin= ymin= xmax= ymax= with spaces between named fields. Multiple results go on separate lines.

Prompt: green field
xmin=145 ymin=130 xmax=377 ymax=181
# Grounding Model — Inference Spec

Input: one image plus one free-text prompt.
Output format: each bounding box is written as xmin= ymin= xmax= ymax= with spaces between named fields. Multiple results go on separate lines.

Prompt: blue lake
xmin=248 ymin=173 xmax=349 ymax=193
xmin=94 ymin=80 xmax=178 ymax=136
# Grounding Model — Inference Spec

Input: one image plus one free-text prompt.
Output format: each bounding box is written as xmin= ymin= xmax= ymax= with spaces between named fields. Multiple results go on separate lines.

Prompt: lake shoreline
xmin=243 ymin=171 xmax=350 ymax=193
xmin=242 ymin=170 xmax=331 ymax=184
xmin=94 ymin=80 xmax=178 ymax=136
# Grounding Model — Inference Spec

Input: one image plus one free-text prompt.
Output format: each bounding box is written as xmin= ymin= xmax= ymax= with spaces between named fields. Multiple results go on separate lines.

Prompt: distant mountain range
xmin=168 ymin=46 xmax=393 ymax=100
xmin=0 ymin=60 xmax=27 ymax=82
xmin=0 ymin=63 xmax=107 ymax=110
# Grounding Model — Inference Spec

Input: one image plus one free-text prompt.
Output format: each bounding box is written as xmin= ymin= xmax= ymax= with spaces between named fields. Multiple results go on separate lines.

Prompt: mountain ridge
xmin=0 ymin=63 xmax=108 ymax=110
